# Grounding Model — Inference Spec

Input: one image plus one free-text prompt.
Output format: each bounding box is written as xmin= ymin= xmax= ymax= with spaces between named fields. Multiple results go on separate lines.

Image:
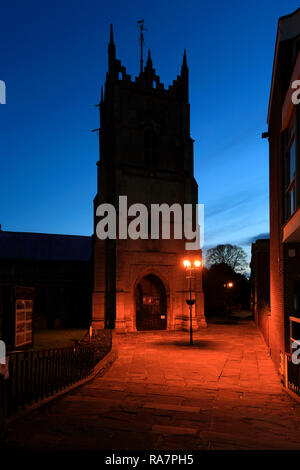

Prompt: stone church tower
xmin=92 ymin=26 xmax=206 ymax=331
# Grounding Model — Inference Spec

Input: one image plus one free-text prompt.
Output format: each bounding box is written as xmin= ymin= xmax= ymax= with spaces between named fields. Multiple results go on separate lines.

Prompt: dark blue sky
xmin=1 ymin=0 xmax=299 ymax=261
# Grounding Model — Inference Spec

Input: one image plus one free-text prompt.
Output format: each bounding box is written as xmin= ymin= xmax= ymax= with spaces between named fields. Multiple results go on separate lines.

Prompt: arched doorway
xmin=135 ymin=274 xmax=167 ymax=330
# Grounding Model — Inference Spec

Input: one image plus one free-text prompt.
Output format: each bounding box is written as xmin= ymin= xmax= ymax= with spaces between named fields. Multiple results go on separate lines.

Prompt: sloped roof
xmin=0 ymin=231 xmax=92 ymax=261
xmin=267 ymin=7 xmax=300 ymax=124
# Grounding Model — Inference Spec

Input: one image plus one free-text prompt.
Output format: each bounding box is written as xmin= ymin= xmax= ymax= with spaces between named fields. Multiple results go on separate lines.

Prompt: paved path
xmin=2 ymin=319 xmax=300 ymax=450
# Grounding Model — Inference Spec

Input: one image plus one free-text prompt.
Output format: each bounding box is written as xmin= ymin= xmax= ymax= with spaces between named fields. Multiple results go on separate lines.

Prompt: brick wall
xmin=251 ymin=239 xmax=270 ymax=347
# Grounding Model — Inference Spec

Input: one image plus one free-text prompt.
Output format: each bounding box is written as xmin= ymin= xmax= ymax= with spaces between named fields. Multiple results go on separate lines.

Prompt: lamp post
xmin=183 ymin=259 xmax=202 ymax=345
xmin=223 ymin=281 xmax=234 ymax=315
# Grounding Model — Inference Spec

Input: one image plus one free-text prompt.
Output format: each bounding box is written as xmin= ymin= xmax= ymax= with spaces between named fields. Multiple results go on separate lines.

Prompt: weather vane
xmin=137 ymin=19 xmax=148 ymax=74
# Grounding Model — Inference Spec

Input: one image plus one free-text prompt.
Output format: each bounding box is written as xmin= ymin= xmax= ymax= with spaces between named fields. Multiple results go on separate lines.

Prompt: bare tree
xmin=205 ymin=244 xmax=248 ymax=273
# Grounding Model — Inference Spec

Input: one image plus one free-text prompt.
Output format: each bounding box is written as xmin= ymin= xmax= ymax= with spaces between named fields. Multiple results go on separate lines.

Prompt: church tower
xmin=92 ymin=25 xmax=206 ymax=331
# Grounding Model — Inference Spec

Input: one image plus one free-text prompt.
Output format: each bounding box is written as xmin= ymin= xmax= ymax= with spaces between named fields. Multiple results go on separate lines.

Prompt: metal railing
xmin=0 ymin=332 xmax=112 ymax=427
xmin=286 ymin=353 xmax=300 ymax=396
xmin=0 ymin=374 xmax=6 ymax=431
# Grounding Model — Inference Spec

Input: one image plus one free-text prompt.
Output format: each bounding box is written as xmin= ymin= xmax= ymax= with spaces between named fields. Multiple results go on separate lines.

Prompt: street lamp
xmin=223 ymin=281 xmax=235 ymax=315
xmin=183 ymin=259 xmax=202 ymax=345
xmin=224 ymin=282 xmax=234 ymax=289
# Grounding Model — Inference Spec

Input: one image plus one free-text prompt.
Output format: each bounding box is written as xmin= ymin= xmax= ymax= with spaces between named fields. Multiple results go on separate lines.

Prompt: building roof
xmin=267 ymin=7 xmax=300 ymax=124
xmin=0 ymin=231 xmax=92 ymax=261
xmin=251 ymin=238 xmax=270 ymax=254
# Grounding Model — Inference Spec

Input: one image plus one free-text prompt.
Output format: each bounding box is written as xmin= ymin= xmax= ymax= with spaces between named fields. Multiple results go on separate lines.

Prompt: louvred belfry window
xmin=144 ymin=128 xmax=158 ymax=170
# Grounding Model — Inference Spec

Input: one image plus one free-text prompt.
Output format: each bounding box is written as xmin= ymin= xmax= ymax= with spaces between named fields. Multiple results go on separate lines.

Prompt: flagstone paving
xmin=2 ymin=319 xmax=300 ymax=450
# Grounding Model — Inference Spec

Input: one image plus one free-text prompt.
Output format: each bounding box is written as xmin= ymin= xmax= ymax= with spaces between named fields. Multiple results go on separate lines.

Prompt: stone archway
xmin=135 ymin=274 xmax=167 ymax=331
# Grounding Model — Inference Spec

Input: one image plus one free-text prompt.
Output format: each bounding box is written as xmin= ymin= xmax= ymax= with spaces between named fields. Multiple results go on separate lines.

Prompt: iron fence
xmin=286 ymin=353 xmax=300 ymax=396
xmin=0 ymin=332 xmax=112 ymax=428
xmin=0 ymin=374 xmax=6 ymax=431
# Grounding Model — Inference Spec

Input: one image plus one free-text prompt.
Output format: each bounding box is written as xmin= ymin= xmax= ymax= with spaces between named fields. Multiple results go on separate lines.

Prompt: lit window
xmin=15 ymin=299 xmax=33 ymax=347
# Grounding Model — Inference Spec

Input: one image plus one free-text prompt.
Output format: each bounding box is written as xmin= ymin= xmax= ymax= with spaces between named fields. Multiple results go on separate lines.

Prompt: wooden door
xmin=136 ymin=274 xmax=167 ymax=331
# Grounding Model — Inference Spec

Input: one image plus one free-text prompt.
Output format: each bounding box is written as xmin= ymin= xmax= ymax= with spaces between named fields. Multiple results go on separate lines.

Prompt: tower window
xmin=144 ymin=128 xmax=158 ymax=169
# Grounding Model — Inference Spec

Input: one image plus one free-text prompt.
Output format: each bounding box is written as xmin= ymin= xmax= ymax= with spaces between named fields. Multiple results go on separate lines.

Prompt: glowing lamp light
xmin=183 ymin=260 xmax=191 ymax=268
xmin=194 ymin=260 xmax=201 ymax=268
xmin=227 ymin=282 xmax=234 ymax=288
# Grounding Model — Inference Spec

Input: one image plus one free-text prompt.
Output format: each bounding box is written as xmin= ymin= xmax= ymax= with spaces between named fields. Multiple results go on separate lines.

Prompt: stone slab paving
xmin=2 ymin=319 xmax=300 ymax=450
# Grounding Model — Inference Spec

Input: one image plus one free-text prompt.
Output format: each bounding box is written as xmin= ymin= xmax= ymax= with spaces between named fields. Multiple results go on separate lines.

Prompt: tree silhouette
xmin=205 ymin=244 xmax=248 ymax=273
xmin=203 ymin=263 xmax=251 ymax=315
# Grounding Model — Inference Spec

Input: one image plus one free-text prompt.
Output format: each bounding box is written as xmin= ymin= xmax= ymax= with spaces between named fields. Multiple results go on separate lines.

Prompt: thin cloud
xmin=200 ymin=122 xmax=262 ymax=164
xmin=238 ymin=232 xmax=270 ymax=246
xmin=204 ymin=187 xmax=267 ymax=220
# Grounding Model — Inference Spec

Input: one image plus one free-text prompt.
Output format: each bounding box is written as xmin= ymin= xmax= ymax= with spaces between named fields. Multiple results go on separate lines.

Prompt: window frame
xmin=284 ymin=115 xmax=297 ymax=221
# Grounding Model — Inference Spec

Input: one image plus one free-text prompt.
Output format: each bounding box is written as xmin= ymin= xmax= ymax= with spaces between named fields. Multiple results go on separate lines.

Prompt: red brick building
xmin=0 ymin=230 xmax=92 ymax=331
xmin=251 ymin=239 xmax=270 ymax=346
xmin=266 ymin=8 xmax=300 ymax=376
xmin=92 ymin=27 xmax=206 ymax=332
